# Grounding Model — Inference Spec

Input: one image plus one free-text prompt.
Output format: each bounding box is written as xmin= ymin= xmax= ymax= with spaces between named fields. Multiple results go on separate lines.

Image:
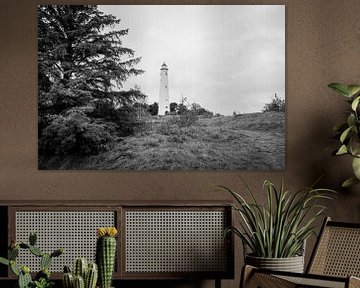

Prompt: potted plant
xmin=328 ymin=83 xmax=360 ymax=187
xmin=220 ymin=178 xmax=334 ymax=273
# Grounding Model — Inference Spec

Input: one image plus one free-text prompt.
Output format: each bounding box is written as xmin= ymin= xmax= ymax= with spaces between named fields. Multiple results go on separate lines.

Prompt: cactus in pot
xmin=96 ymin=227 xmax=118 ymax=288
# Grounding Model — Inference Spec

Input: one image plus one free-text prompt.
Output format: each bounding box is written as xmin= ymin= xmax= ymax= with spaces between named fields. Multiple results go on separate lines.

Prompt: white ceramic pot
xmin=245 ymin=254 xmax=305 ymax=273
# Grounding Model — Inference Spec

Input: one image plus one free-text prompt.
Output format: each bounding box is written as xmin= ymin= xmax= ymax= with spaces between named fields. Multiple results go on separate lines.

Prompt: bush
xmin=91 ymin=101 xmax=141 ymax=137
xmin=263 ymin=94 xmax=285 ymax=112
xmin=39 ymin=110 xmax=115 ymax=155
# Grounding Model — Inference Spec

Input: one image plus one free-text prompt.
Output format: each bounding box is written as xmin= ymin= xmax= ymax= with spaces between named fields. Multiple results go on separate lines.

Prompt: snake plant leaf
xmin=351 ymin=96 xmax=360 ymax=111
xmin=347 ymin=85 xmax=360 ymax=97
xmin=328 ymin=83 xmax=351 ymax=97
xmin=342 ymin=177 xmax=360 ymax=188
xmin=336 ymin=144 xmax=348 ymax=155
xmin=352 ymin=157 xmax=360 ymax=179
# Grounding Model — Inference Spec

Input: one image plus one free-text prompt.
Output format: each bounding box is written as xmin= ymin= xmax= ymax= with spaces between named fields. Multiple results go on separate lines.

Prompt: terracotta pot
xmin=245 ymin=254 xmax=305 ymax=273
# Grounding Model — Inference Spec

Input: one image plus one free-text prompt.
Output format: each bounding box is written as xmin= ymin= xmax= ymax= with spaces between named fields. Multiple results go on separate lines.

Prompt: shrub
xmin=263 ymin=94 xmax=285 ymax=112
xmin=39 ymin=110 xmax=115 ymax=155
xmin=91 ymin=101 xmax=141 ymax=137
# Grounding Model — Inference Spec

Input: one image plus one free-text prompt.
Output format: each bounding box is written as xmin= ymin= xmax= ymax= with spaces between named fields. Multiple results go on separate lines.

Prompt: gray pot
xmin=245 ymin=254 xmax=305 ymax=273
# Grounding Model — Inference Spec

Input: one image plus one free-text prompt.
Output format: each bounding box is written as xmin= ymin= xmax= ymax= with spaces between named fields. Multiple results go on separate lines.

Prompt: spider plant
xmin=221 ymin=179 xmax=335 ymax=258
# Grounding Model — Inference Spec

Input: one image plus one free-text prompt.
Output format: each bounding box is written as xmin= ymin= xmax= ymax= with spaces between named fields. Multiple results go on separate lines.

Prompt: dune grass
xmin=40 ymin=112 xmax=285 ymax=170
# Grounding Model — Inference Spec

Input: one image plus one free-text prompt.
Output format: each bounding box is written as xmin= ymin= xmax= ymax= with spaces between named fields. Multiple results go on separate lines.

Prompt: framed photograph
xmin=38 ymin=5 xmax=285 ymax=170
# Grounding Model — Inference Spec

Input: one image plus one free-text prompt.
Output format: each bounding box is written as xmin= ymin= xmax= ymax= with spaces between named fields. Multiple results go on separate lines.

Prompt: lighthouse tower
xmin=158 ymin=62 xmax=170 ymax=115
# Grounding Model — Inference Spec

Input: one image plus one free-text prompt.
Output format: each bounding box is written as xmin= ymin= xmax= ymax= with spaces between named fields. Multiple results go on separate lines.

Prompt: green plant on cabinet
xmin=96 ymin=227 xmax=118 ymax=288
xmin=0 ymin=232 xmax=64 ymax=288
xmin=62 ymin=258 xmax=98 ymax=288
xmin=328 ymin=83 xmax=360 ymax=187
xmin=220 ymin=178 xmax=335 ymax=259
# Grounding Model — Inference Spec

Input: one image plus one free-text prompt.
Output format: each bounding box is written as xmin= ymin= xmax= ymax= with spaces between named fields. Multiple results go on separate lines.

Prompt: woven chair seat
xmin=241 ymin=218 xmax=360 ymax=288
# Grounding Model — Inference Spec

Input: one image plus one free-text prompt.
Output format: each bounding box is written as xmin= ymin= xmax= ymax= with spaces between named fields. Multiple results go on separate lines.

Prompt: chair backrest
xmin=307 ymin=217 xmax=360 ymax=277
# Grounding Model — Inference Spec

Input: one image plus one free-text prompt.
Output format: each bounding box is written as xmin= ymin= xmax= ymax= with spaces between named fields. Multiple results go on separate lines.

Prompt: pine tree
xmin=38 ymin=5 xmax=144 ymax=158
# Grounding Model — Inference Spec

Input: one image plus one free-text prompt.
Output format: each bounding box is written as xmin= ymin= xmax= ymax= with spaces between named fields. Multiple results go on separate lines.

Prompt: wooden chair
xmin=241 ymin=217 xmax=360 ymax=288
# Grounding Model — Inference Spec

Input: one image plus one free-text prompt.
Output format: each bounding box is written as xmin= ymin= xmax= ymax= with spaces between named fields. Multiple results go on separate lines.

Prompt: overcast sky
xmin=98 ymin=5 xmax=285 ymax=115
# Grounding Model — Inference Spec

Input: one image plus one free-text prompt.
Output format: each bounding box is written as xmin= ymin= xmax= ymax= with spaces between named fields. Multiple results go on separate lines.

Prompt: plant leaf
xmin=352 ymin=157 xmax=360 ymax=179
xmin=342 ymin=177 xmax=360 ymax=188
xmin=347 ymin=85 xmax=360 ymax=97
xmin=340 ymin=126 xmax=353 ymax=143
xmin=352 ymin=96 xmax=360 ymax=111
xmin=328 ymin=83 xmax=351 ymax=97
xmin=336 ymin=145 xmax=348 ymax=155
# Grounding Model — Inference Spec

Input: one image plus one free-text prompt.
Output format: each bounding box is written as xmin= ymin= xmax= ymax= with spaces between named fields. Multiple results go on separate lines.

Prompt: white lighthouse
xmin=158 ymin=62 xmax=170 ymax=115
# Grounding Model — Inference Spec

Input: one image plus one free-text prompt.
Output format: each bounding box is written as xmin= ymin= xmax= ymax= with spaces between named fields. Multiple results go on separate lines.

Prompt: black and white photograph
xmin=38 ymin=5 xmax=285 ymax=170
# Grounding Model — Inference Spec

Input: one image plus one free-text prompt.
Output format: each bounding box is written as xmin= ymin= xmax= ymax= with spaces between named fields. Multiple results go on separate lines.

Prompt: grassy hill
xmin=41 ymin=111 xmax=285 ymax=170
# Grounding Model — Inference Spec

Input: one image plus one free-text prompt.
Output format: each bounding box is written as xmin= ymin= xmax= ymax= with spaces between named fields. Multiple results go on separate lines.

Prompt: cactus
xmin=29 ymin=232 xmax=37 ymax=246
xmin=74 ymin=275 xmax=85 ymax=288
xmin=0 ymin=233 xmax=64 ymax=288
xmin=18 ymin=270 xmax=32 ymax=288
xmin=9 ymin=246 xmax=19 ymax=260
xmin=96 ymin=227 xmax=118 ymax=288
xmin=51 ymin=248 xmax=64 ymax=258
xmin=41 ymin=253 xmax=52 ymax=270
xmin=74 ymin=258 xmax=87 ymax=279
xmin=10 ymin=260 xmax=20 ymax=276
xmin=85 ymin=263 xmax=98 ymax=288
xmin=29 ymin=245 xmax=44 ymax=257
xmin=63 ymin=259 xmax=98 ymax=288
xmin=63 ymin=272 xmax=74 ymax=288
xmin=0 ymin=257 xmax=9 ymax=266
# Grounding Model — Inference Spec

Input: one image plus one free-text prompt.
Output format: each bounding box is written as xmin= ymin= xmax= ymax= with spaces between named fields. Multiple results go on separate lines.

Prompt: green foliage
xmin=0 ymin=233 xmax=63 ymax=288
xmin=32 ymin=278 xmax=54 ymax=288
xmin=38 ymin=5 xmax=144 ymax=157
xmin=263 ymin=93 xmax=285 ymax=112
xmin=220 ymin=178 xmax=335 ymax=258
xmin=328 ymin=83 xmax=360 ymax=187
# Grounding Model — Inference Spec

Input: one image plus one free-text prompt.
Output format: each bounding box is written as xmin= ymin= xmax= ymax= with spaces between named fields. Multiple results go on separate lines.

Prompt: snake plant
xmin=220 ymin=178 xmax=335 ymax=258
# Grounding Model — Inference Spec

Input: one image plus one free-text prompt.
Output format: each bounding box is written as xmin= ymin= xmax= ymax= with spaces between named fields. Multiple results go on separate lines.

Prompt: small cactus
xmin=9 ymin=246 xmax=19 ymax=260
xmin=10 ymin=260 xmax=20 ymax=276
xmin=18 ymin=269 xmax=32 ymax=288
xmin=74 ymin=275 xmax=85 ymax=288
xmin=29 ymin=232 xmax=37 ymax=246
xmin=41 ymin=253 xmax=52 ymax=270
xmin=29 ymin=245 xmax=44 ymax=257
xmin=96 ymin=227 xmax=118 ymax=288
xmin=85 ymin=263 xmax=98 ymax=288
xmin=63 ymin=272 xmax=74 ymax=288
xmin=0 ymin=232 xmax=63 ymax=288
xmin=63 ymin=259 xmax=98 ymax=288
xmin=74 ymin=258 xmax=88 ymax=279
